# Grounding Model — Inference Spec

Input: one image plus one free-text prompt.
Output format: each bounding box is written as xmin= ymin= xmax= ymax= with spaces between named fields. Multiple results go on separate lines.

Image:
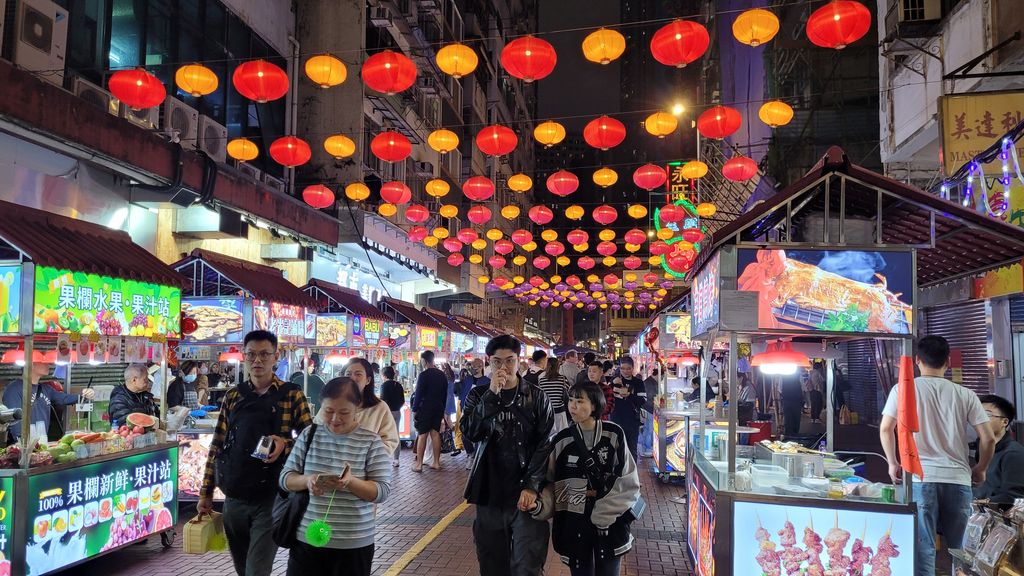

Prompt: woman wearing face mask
xmin=342 ymin=358 xmax=400 ymax=457
xmin=167 ymin=360 xmax=202 ymax=411
xmin=195 ymin=362 xmax=211 ymax=405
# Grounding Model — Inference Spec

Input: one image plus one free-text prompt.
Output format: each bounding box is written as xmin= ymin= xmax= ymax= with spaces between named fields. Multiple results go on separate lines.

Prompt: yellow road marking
xmin=381 ymin=501 xmax=470 ymax=576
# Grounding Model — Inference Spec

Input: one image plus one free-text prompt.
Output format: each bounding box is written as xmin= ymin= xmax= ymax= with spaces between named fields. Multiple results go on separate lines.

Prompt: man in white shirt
xmin=558 ymin=350 xmax=580 ymax=384
xmin=880 ymin=335 xmax=995 ymax=576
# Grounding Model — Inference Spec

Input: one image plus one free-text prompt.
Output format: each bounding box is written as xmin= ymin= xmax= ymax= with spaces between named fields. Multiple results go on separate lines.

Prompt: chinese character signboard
xmin=33 ymin=267 xmax=181 ymax=337
xmin=181 ymin=298 xmax=244 ymax=343
xmin=25 ymin=447 xmax=179 ymax=575
xmin=252 ymin=300 xmax=309 ymax=344
xmin=691 ymin=252 xmax=721 ymax=337
xmin=0 ymin=265 xmax=21 ymax=335
xmin=418 ymin=327 xmax=438 ymax=349
xmin=666 ymin=161 xmax=692 ymax=202
xmin=316 ymin=314 xmax=349 ymax=348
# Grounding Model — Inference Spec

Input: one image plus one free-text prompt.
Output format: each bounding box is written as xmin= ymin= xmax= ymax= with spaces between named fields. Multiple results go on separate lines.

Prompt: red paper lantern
xmin=370 ymin=131 xmax=412 ymax=163
xmin=583 ymin=115 xmax=626 ymax=150
xmin=697 ymin=106 xmax=742 ymax=139
xmin=596 ymin=241 xmax=617 ymax=256
xmin=566 ymin=275 xmax=581 ymax=286
xmin=405 ymin=204 xmax=430 ymax=223
xmin=269 ymin=136 xmax=312 ymax=167
xmin=643 ymin=273 xmax=659 ymax=284
xmin=667 ymin=253 xmax=692 ymax=272
xmin=108 ymin=68 xmax=166 ymax=109
xmin=624 ymin=229 xmax=647 ymax=245
xmin=660 ymin=204 xmax=685 ymax=224
xmin=529 ymin=205 xmax=554 ymax=225
xmin=546 ymin=170 xmax=579 ymax=196
xmin=500 ymin=35 xmax=557 ymax=83
xmin=302 ymin=184 xmax=335 ymax=209
xmin=361 ymin=50 xmax=417 ymax=94
xmin=232 ymin=60 xmax=289 ymax=103
xmin=379 ymin=181 xmax=412 ymax=205
xmin=533 ymin=256 xmax=551 ymax=270
xmin=544 ymin=241 xmax=565 ymax=256
xmin=650 ymin=20 xmax=710 ymax=68
xmin=623 ymin=256 xmax=643 ymax=270
xmin=467 ymin=205 xmax=492 ymax=225
xmin=511 ymin=230 xmax=533 ymax=246
xmin=650 ymin=241 xmax=671 ymax=256
xmin=476 ymin=125 xmax=518 ymax=156
xmin=603 ymin=274 xmax=620 ymax=286
xmin=463 ymin=176 xmax=496 ymax=201
xmin=529 ymin=276 xmax=545 ymax=287
xmin=632 ymin=163 xmax=668 ymax=191
xmin=682 ymin=228 xmax=706 ymax=244
xmin=457 ymin=229 xmax=479 ymax=244
xmin=578 ymin=257 xmax=596 ymax=270
xmin=443 ymin=238 xmax=464 ymax=252
xmin=722 ymin=155 xmax=758 ymax=181
xmin=566 ymin=229 xmax=589 ymax=246
xmin=489 ymin=255 xmax=507 ymax=268
xmin=447 ymin=253 xmax=465 ymax=267
xmin=409 ymin=226 xmax=429 ymax=242
xmin=593 ymin=205 xmax=618 ymax=225
xmin=806 ymin=1 xmax=872 ymax=50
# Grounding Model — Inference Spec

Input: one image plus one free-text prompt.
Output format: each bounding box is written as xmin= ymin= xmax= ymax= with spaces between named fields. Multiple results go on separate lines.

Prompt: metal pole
xmin=902 ymin=337 xmax=914 ymax=504
xmin=727 ymin=332 xmax=738 ymax=487
xmin=160 ymin=343 xmax=168 ymax=424
xmin=826 ymin=357 xmax=834 ymax=452
xmin=20 ymin=336 xmax=33 ymax=469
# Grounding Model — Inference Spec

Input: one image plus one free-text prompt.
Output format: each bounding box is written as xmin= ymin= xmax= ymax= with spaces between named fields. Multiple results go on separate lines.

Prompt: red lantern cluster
xmin=457 ymin=228 xmax=479 ymax=244
xmin=494 ymin=239 xmax=515 ymax=255
xmin=593 ymin=205 xmax=618 ymax=225
xmin=489 ymin=255 xmax=507 ymax=268
xmin=511 ymin=229 xmax=533 ymax=246
xmin=443 ymin=238 xmax=464 ymax=253
xmin=722 ymin=156 xmax=758 ymax=181
xmin=533 ymin=256 xmax=551 ymax=269
xmin=361 ymin=50 xmax=417 ymax=94
xmin=109 ymin=68 xmax=166 ymax=110
xmin=682 ymin=228 xmax=706 ymax=244
xmin=476 ymin=125 xmax=519 ymax=156
xmin=650 ymin=241 xmax=671 ymax=255
xmin=633 ymin=164 xmax=667 ymax=191
xmin=567 ymin=229 xmax=589 ymax=245
xmin=467 ymin=205 xmax=492 ymax=225
xmin=501 ymin=36 xmax=557 ymax=83
xmin=596 ymin=241 xmax=617 ymax=256
xmin=660 ymin=204 xmax=685 ymax=223
xmin=544 ymin=241 xmax=565 ymax=256
xmin=546 ymin=170 xmax=579 ymax=196
xmin=583 ymin=115 xmax=626 ymax=150
xmin=405 ymin=204 xmax=430 ymax=223
xmin=529 ymin=206 xmax=554 ymax=225
xmin=269 ymin=136 xmax=311 ymax=167
xmin=380 ymin=181 xmax=412 ymax=204
xmin=233 ymin=60 xmax=289 ymax=103
xmin=697 ymin=106 xmax=742 ymax=139
xmin=302 ymin=185 xmax=335 ymax=209
xmin=447 ymin=253 xmax=465 ymax=267
xmin=650 ymin=20 xmax=710 ymax=68
xmin=578 ymin=257 xmax=596 ymax=270
xmin=370 ymin=131 xmax=412 ymax=163
xmin=409 ymin=226 xmax=429 ymax=242
xmin=806 ymin=1 xmax=872 ymax=50
xmin=624 ymin=229 xmax=647 ymax=245
xmin=623 ymin=256 xmax=643 ymax=270
xmin=463 ymin=176 xmax=496 ymax=201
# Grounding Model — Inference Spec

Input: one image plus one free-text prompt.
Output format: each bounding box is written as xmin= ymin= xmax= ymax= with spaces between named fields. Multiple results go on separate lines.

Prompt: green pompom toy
xmin=305 ymin=520 xmax=332 ymax=547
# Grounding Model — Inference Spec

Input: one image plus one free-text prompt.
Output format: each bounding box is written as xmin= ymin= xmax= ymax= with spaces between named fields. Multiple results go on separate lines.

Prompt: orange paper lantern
xmin=175 ymin=63 xmax=218 ymax=97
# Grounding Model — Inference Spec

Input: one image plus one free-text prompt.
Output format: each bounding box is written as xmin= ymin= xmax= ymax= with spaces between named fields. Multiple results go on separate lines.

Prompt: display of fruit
xmin=100 ymin=512 xmax=150 ymax=551
xmin=126 ymin=413 xmax=158 ymax=430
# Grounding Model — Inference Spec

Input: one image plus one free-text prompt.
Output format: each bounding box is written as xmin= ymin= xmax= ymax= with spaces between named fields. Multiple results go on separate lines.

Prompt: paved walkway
xmin=69 ymin=451 xmax=693 ymax=575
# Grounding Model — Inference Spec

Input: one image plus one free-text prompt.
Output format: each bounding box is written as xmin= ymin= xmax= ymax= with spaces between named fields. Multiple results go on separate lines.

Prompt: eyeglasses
xmin=489 ymin=356 xmax=518 ymax=368
xmin=244 ymin=351 xmax=275 ymax=362
xmin=985 ymin=411 xmax=1008 ymax=420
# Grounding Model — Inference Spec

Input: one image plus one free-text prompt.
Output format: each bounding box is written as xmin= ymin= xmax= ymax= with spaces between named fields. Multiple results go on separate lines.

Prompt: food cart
xmin=0 ymin=201 xmax=183 ymax=574
xmin=172 ymin=249 xmax=317 ymax=503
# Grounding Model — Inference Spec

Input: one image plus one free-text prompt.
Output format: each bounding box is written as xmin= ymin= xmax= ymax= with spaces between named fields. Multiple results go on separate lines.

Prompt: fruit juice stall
xmin=0 ymin=201 xmax=184 ymax=575
xmin=678 ymin=147 xmax=1024 ymax=575
xmin=171 ymin=249 xmax=318 ymax=503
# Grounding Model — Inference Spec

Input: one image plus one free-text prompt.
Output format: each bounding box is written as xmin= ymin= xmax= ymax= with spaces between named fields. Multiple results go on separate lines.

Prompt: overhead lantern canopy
xmin=722 ymin=156 xmax=759 ymax=181
xmin=232 ymin=60 xmax=289 ymax=102
xmin=378 ymin=203 xmax=398 ymax=218
xmin=302 ymin=185 xmax=335 ymax=209
xmin=109 ymin=68 xmax=166 ymax=109
xmin=435 ymin=43 xmax=479 ymax=78
xmin=567 ymin=229 xmax=589 ymax=245
xmin=732 ymin=8 xmax=780 ymax=47
xmin=564 ymin=205 xmax=585 ymax=220
xmin=806 ymin=1 xmax=871 ymax=50
xmin=305 ymin=54 xmax=347 ymax=88
xmin=633 ymin=164 xmax=668 ymax=191
xmin=581 ymin=28 xmax=626 ymax=65
xmin=534 ymin=121 xmax=566 ymax=148
xmin=758 ymin=100 xmax=794 ymax=128
xmin=650 ymin=20 xmax=710 ymax=68
xmin=508 ymin=173 xmax=533 ymax=192
xmin=501 ymin=35 xmax=557 ymax=82
xmin=324 ymin=134 xmax=356 ymax=159
xmin=463 ymin=176 xmax=496 ymax=201
xmin=405 ymin=204 xmax=430 ymax=223
xmin=425 ymin=179 xmax=450 ymax=198
xmin=428 ymin=129 xmax=460 ymax=154
xmin=370 ymin=131 xmax=412 ymax=162
xmin=269 ymin=136 xmax=311 ymax=167
xmin=529 ymin=205 xmax=554 ymax=225
xmin=448 ymin=253 xmax=465 ymax=267
xmin=627 ymin=204 xmax=648 ymax=219
xmin=644 ymin=112 xmax=678 ymax=138
xmin=439 ymin=204 xmax=459 ymax=218
xmin=501 ymin=205 xmax=521 ymax=219
xmin=467 ymin=205 xmax=492 ymax=225
xmin=361 ymin=50 xmax=417 ymax=94
xmin=697 ymin=105 xmax=742 ymax=139
xmin=175 ymin=63 xmax=218 ymax=97
xmin=227 ymin=138 xmax=259 ymax=162
xmin=345 ymin=182 xmax=371 ymax=202
xmin=593 ymin=205 xmax=618 ymax=225
xmin=592 ymin=167 xmax=618 ymax=188
xmin=583 ymin=115 xmax=626 ymax=150
xmin=546 ymin=170 xmax=579 ymax=197
xmin=476 ymin=125 xmax=518 ymax=156
xmin=681 ymin=160 xmax=709 ymax=180
xmin=380 ymin=181 xmax=412 ymax=204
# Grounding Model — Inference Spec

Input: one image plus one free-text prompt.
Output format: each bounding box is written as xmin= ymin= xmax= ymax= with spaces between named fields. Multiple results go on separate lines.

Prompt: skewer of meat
xmin=803 ymin=514 xmax=825 ymax=576
xmin=777 ymin=515 xmax=809 ymax=575
xmin=755 ymin=513 xmax=782 ymax=576
xmin=868 ymin=521 xmax=900 ymax=576
xmin=849 ymin=521 xmax=873 ymax=576
xmin=824 ymin=511 xmax=851 ymax=575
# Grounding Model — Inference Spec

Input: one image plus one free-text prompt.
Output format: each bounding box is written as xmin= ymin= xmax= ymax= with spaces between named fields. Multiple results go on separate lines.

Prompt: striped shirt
xmin=538 ymin=374 xmax=569 ymax=411
xmin=280 ymin=424 xmax=392 ymax=549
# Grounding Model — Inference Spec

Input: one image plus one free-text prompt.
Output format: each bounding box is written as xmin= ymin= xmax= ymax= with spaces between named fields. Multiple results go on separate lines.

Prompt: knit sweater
xmin=280 ymin=425 xmax=392 ymax=549
xmin=354 ymin=401 xmax=401 ymax=456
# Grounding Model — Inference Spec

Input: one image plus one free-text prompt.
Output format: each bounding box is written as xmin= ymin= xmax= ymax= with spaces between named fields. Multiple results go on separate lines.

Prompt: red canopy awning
xmin=381 ymin=298 xmax=443 ymax=329
xmin=172 ymin=249 xmax=316 ymax=308
xmin=302 ymin=279 xmax=389 ymax=321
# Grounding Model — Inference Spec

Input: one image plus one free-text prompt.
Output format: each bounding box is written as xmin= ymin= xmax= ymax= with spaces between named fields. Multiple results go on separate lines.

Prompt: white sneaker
xmin=465 ymin=458 xmax=473 ymax=469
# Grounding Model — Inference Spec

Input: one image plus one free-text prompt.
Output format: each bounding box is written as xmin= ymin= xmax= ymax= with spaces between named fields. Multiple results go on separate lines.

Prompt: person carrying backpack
xmin=198 ymin=330 xmax=313 ymax=576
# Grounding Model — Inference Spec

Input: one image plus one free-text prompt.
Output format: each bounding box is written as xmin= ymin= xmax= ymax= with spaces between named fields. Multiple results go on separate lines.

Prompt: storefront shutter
xmin=845 ymin=339 xmax=879 ymax=424
xmin=924 ymin=300 xmax=991 ymax=395
xmin=1009 ymin=296 xmax=1024 ymax=330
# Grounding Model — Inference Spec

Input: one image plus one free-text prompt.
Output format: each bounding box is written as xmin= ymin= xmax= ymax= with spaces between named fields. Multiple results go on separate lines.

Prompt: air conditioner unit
xmin=10 ymin=0 xmax=68 ymax=86
xmin=162 ymin=96 xmax=198 ymax=147
xmin=414 ymin=161 xmax=434 ymax=177
xmin=263 ymin=173 xmax=286 ymax=193
xmin=196 ymin=115 xmax=228 ymax=162
xmin=71 ymin=76 xmax=119 ymax=116
xmin=898 ymin=0 xmax=940 ymax=22
xmin=236 ymin=161 xmax=262 ymax=181
xmin=119 ymin=102 xmax=159 ymax=130
xmin=369 ymin=6 xmax=392 ymax=27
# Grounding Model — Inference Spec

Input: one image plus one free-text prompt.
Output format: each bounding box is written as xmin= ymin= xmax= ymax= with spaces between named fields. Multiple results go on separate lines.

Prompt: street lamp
xmin=671 ymin=103 xmax=685 ymax=116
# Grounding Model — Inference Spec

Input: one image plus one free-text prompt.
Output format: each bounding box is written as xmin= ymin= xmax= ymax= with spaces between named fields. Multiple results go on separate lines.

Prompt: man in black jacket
xmin=107 ymin=364 xmax=159 ymax=427
xmin=974 ymin=394 xmax=1024 ymax=506
xmin=461 ymin=335 xmax=553 ymax=576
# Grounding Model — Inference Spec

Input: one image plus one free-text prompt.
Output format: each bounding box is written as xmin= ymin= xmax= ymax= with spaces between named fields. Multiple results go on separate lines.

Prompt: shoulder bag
xmin=271 ymin=423 xmax=318 ymax=548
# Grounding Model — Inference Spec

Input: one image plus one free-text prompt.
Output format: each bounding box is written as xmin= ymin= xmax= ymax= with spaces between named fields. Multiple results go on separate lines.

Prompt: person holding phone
xmin=608 ymin=357 xmax=645 ymax=462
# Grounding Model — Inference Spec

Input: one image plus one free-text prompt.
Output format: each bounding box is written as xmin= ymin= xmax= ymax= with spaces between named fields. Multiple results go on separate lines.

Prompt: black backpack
xmin=215 ymin=382 xmax=296 ymax=501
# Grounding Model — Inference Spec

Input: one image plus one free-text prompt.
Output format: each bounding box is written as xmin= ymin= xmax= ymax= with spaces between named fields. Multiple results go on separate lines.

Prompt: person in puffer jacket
xmin=539 ymin=380 xmax=641 ymax=576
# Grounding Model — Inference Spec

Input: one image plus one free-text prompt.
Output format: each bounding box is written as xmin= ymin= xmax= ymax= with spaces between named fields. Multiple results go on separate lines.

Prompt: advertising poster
xmin=316 ymin=314 xmax=349 ymax=348
xmin=303 ymin=309 xmax=316 ymax=341
xmin=181 ymin=298 xmax=244 ymax=343
xmin=687 ymin=468 xmax=716 ymax=576
xmin=33 ymin=266 xmax=182 ymax=338
xmin=351 ymin=316 xmax=366 ymax=348
xmin=382 ymin=324 xmax=412 ymax=349
xmin=361 ymin=318 xmax=384 ymax=347
xmin=177 ymin=434 xmax=224 ymax=502
xmin=691 ymin=252 xmax=721 ymax=337
xmin=736 ymin=249 xmax=913 ymax=334
xmin=452 ymin=332 xmax=475 ymax=354
xmin=0 ymin=476 xmax=12 ymax=572
xmin=0 ymin=265 xmax=21 ymax=334
xmin=732 ymin=500 xmax=914 ymax=576
xmin=660 ymin=313 xmax=691 ymax=350
xmin=417 ymin=327 xmax=438 ymax=349
xmin=652 ymin=415 xmax=687 ymax=473
xmin=25 ymin=447 xmax=179 ymax=575
xmin=253 ymin=300 xmax=307 ymax=344
xmin=476 ymin=336 xmax=488 ymax=355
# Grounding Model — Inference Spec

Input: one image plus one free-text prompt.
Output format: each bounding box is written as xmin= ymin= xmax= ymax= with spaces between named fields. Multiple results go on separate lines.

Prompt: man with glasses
xmin=974 ymin=394 xmax=1024 ymax=507
xmin=461 ymin=335 xmax=553 ymax=576
xmin=198 ymin=330 xmax=312 ymax=576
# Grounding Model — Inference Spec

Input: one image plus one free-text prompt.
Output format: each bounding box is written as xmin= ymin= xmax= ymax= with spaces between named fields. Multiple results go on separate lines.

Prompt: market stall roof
xmin=452 ymin=315 xmax=493 ymax=338
xmin=171 ymin=249 xmax=316 ymax=308
xmin=0 ymin=200 xmax=185 ymax=287
xmin=301 ymin=279 xmax=389 ymax=321
xmin=552 ymin=344 xmax=601 ymax=357
xmin=693 ymin=146 xmax=1024 ymax=288
xmin=380 ymin=298 xmax=442 ymax=329
xmin=421 ymin=308 xmax=470 ymax=334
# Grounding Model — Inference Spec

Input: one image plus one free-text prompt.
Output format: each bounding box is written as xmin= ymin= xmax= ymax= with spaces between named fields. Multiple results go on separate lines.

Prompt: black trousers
xmin=782 ymin=401 xmax=803 ymax=436
xmin=287 ymin=541 xmax=374 ymax=576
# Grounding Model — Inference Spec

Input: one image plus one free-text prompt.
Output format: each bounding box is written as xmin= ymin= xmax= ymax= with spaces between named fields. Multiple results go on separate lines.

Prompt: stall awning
xmin=381 ymin=298 xmax=442 ymax=329
xmin=693 ymin=146 xmax=1024 ymax=288
xmin=302 ymin=279 xmax=389 ymax=321
xmin=421 ymin=308 xmax=470 ymax=334
xmin=171 ymin=249 xmax=316 ymax=307
xmin=452 ymin=315 xmax=494 ymax=338
xmin=0 ymin=200 xmax=185 ymax=287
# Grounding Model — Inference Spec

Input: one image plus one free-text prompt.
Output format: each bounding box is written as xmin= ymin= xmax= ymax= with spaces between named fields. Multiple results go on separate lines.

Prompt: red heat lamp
xmin=1 ymin=345 xmax=46 ymax=366
xmin=751 ymin=340 xmax=811 ymax=375
xmin=677 ymin=352 xmax=700 ymax=366
xmin=325 ymin=349 xmax=348 ymax=365
xmin=219 ymin=346 xmax=245 ymax=364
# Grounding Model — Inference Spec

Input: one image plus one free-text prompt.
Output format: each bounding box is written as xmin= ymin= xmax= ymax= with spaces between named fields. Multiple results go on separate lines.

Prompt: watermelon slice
xmin=126 ymin=413 xmax=158 ymax=430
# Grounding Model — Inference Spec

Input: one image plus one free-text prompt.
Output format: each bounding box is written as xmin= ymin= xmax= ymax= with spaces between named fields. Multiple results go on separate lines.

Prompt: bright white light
xmin=255 ymin=220 xmax=270 ymax=230
xmin=760 ymin=363 xmax=798 ymax=375
xmin=671 ymin=103 xmax=685 ymax=116
xmin=107 ymin=207 xmax=129 ymax=230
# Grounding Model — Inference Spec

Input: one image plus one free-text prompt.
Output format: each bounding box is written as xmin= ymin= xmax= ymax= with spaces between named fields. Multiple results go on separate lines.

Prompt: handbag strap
xmin=299 ymin=424 xmax=318 ymax=475
xmin=569 ymin=423 xmax=615 ymax=495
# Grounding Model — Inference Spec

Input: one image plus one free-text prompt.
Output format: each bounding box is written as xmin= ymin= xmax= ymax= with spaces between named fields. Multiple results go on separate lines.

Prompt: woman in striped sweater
xmin=539 ymin=357 xmax=571 ymax=434
xmin=280 ymin=377 xmax=392 ymax=576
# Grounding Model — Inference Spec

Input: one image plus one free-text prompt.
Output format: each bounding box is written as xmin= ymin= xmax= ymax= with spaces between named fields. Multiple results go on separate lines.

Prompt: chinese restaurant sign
xmin=418 ymin=327 xmax=438 ymax=349
xmin=181 ymin=298 xmax=244 ymax=343
xmin=691 ymin=252 xmax=721 ymax=337
xmin=0 ymin=265 xmax=21 ymax=335
xmin=25 ymin=447 xmax=179 ymax=575
xmin=355 ymin=317 xmax=385 ymax=348
xmin=34 ymin=267 xmax=181 ymax=338
xmin=253 ymin=300 xmax=311 ymax=344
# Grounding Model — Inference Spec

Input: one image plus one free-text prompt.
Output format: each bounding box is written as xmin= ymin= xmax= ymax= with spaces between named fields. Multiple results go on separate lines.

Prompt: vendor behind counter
xmin=108 ymin=363 xmax=160 ymax=428
xmin=973 ymin=394 xmax=1024 ymax=507
xmin=2 ymin=360 xmax=94 ymax=442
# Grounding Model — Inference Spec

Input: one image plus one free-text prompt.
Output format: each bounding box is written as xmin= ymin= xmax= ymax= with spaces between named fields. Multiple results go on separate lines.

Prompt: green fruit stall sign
xmin=33 ymin=267 xmax=181 ymax=338
xmin=0 ymin=265 xmax=21 ymax=335
xmin=25 ymin=447 xmax=179 ymax=575
xmin=0 ymin=476 xmax=13 ymax=571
